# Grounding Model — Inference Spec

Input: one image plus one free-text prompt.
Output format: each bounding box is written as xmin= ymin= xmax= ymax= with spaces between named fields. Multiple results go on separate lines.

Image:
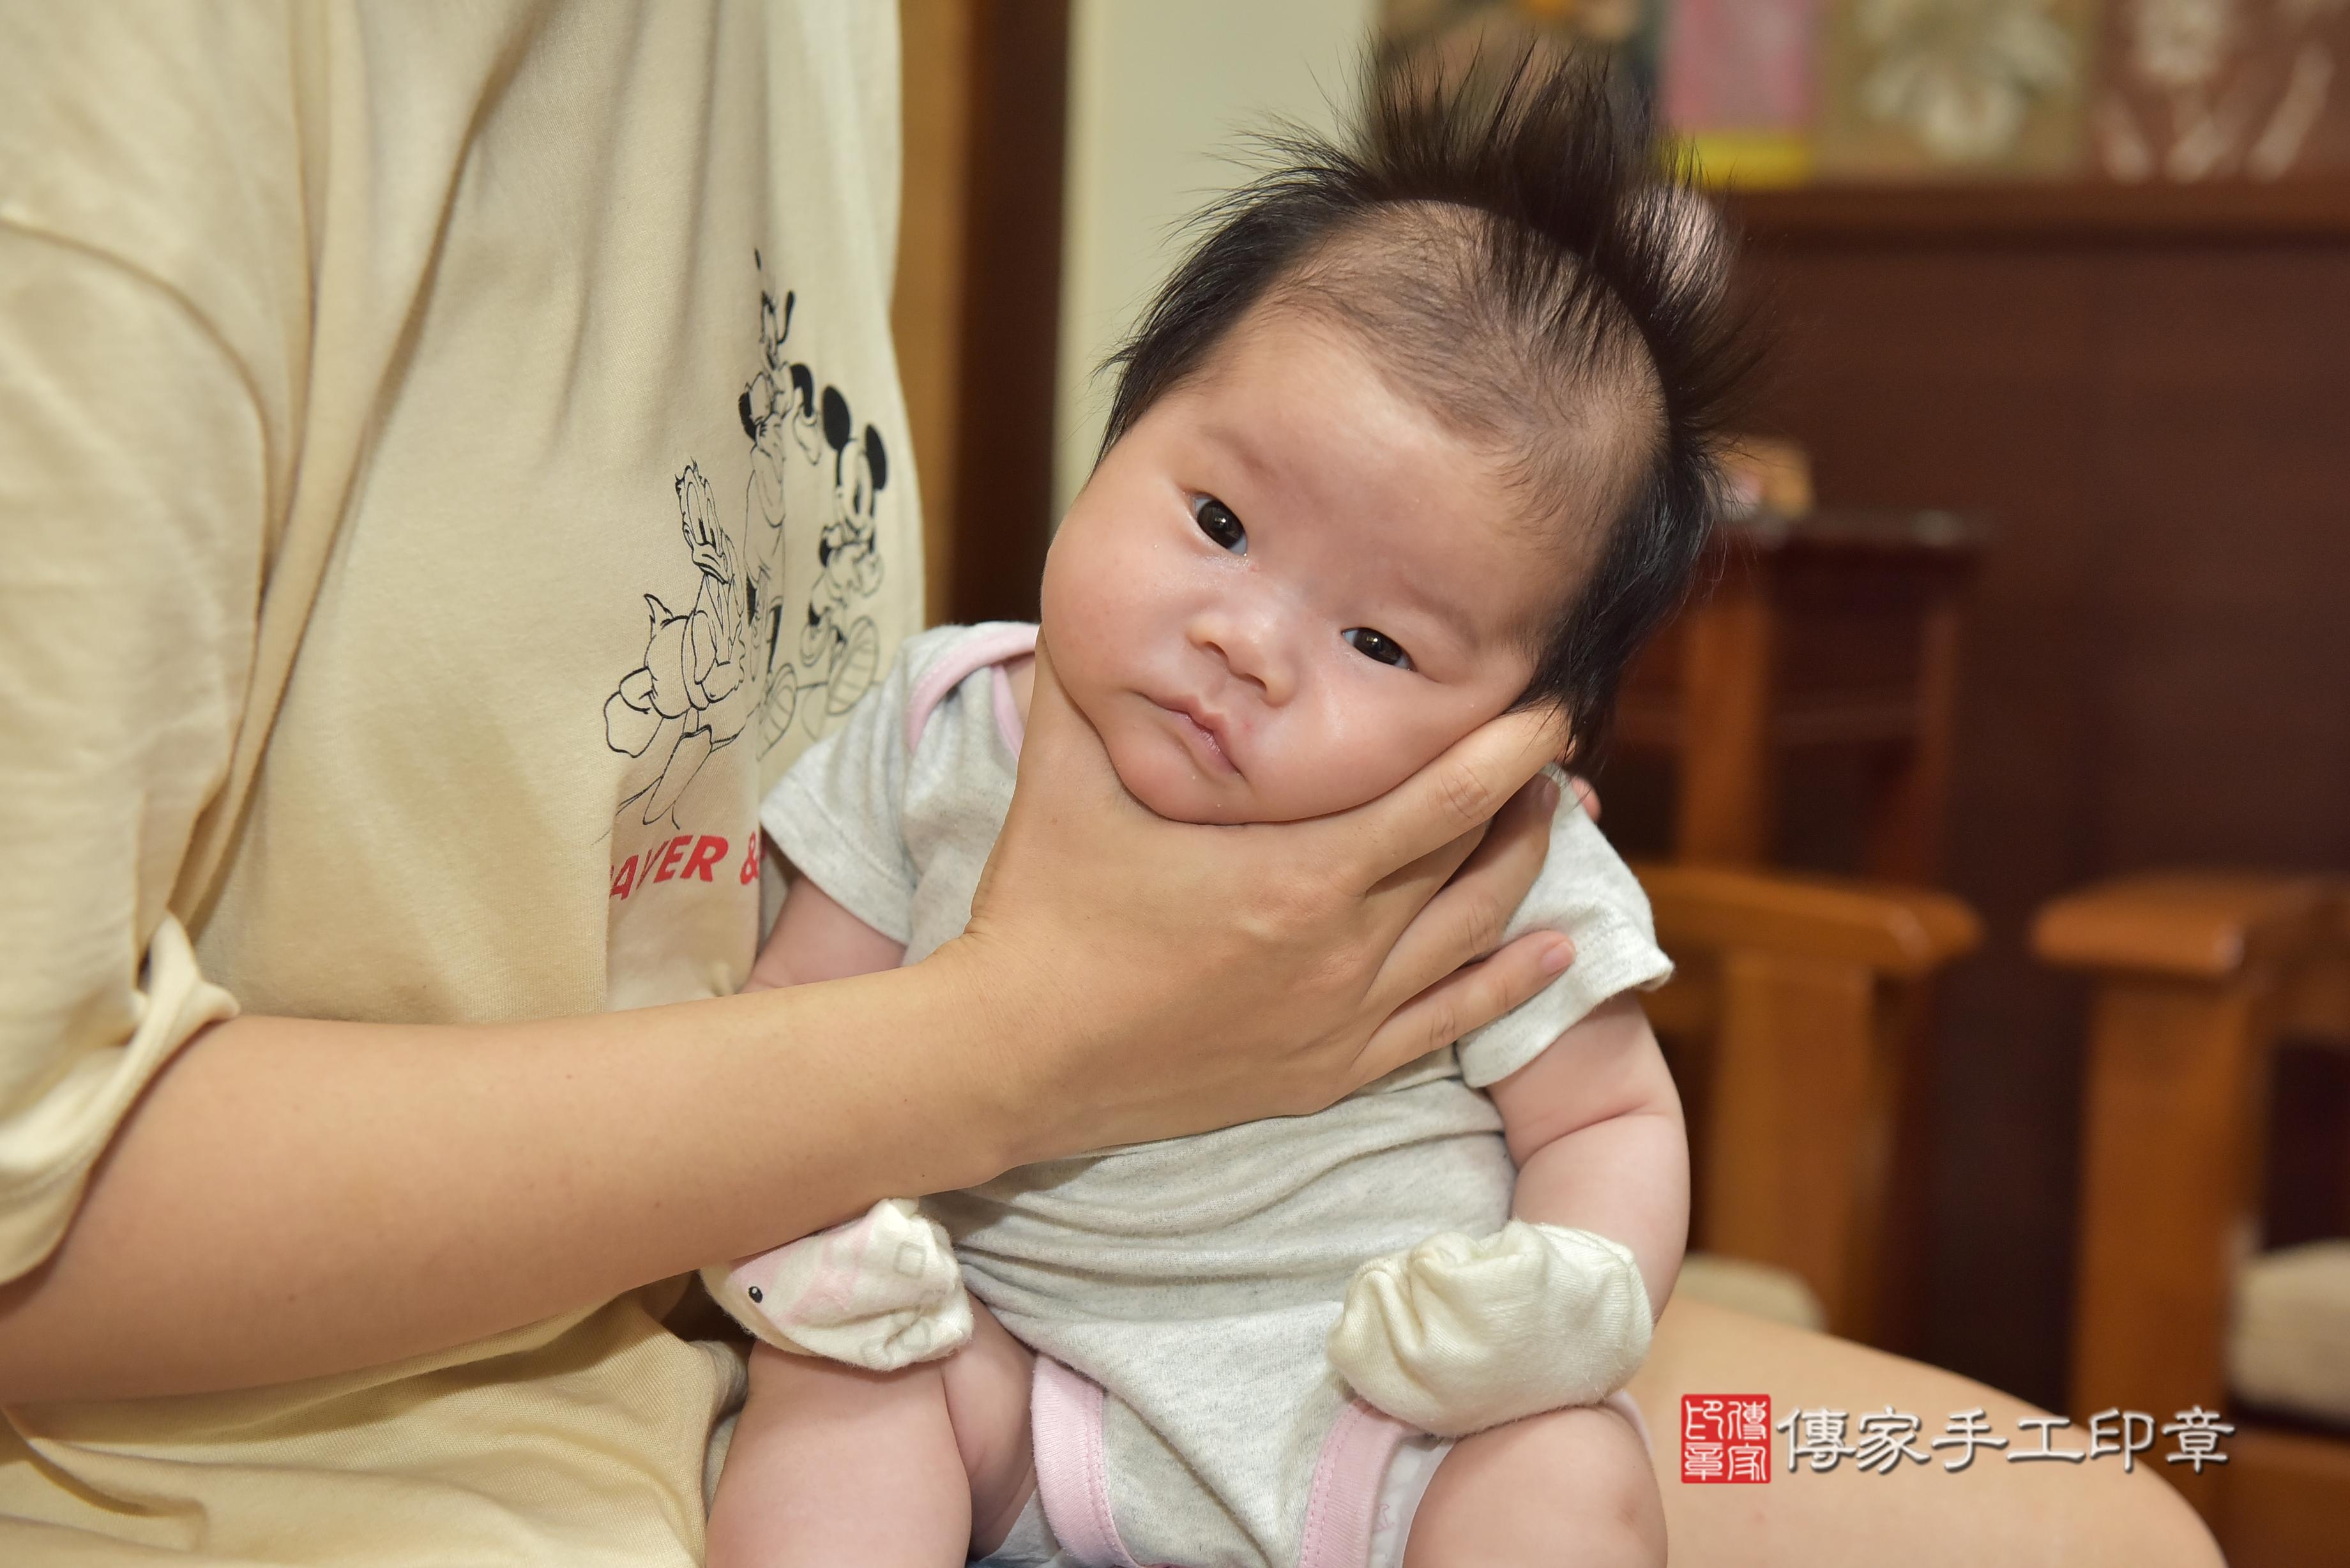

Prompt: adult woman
xmin=0 ymin=4 xmax=2215 ymax=1563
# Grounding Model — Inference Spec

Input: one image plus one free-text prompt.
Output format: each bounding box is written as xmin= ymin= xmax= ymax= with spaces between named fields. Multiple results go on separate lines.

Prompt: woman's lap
xmin=1628 ymin=1299 xmax=2221 ymax=1567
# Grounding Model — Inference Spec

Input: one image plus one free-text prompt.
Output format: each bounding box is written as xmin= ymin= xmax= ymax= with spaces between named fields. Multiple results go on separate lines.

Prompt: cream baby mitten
xmin=1327 ymin=1221 xmax=1652 ymax=1437
xmin=702 ymin=1198 xmax=972 ymax=1371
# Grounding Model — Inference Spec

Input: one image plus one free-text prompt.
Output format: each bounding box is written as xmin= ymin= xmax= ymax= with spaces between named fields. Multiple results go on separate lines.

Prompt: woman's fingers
xmin=1359 ymin=930 xmax=1575 ymax=1084
xmin=1330 ymin=705 xmax=1567 ymax=894
xmin=960 ymin=649 xmax=1581 ymax=1150
xmin=1368 ymin=771 xmax=1558 ymax=1016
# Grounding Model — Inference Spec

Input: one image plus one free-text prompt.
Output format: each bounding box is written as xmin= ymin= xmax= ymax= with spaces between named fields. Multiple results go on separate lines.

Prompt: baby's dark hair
xmin=1099 ymin=46 xmax=1752 ymax=764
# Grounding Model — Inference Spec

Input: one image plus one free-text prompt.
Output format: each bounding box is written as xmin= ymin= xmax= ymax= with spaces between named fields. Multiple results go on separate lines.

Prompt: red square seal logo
xmin=1682 ymin=1394 xmax=1772 ymax=1483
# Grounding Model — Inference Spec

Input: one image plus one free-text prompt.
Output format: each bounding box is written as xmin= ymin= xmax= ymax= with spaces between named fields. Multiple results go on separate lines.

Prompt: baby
xmin=704 ymin=51 xmax=1744 ymax=1568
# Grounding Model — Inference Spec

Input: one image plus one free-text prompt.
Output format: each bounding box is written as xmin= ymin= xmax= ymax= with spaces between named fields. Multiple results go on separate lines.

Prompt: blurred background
xmin=888 ymin=1 xmax=2349 ymax=1557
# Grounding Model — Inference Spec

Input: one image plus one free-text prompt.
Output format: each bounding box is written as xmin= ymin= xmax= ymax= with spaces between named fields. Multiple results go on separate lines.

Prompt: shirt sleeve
xmin=0 ymin=232 xmax=262 ymax=1279
xmin=1453 ymin=772 xmax=1674 ymax=1090
xmin=757 ymin=628 xmax=960 ymax=945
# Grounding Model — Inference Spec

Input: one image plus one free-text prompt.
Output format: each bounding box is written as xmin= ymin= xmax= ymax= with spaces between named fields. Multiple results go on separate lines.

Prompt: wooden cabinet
xmin=1618 ymin=511 xmax=1985 ymax=882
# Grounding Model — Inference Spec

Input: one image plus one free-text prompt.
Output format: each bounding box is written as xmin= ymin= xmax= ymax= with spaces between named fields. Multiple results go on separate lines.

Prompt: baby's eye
xmin=1192 ymin=495 xmax=1247 ymax=555
xmin=1344 ymin=628 xmax=1413 ymax=670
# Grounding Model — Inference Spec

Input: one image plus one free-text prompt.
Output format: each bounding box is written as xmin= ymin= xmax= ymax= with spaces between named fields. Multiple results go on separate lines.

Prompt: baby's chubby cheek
xmin=1256 ymin=679 xmax=1538 ymax=820
xmin=1035 ymin=528 xmax=1133 ymax=715
xmin=1241 ymin=715 xmax=1444 ymax=822
xmin=1036 ymin=520 xmax=1215 ymax=812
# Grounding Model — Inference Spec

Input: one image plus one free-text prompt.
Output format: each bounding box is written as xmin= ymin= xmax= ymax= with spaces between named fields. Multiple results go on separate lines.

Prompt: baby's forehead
xmin=1191 ymin=303 xmax=1610 ymax=561
xmin=1175 ymin=331 xmax=1588 ymax=654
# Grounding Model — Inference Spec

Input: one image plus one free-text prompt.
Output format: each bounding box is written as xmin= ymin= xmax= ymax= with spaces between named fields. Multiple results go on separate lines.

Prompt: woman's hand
xmin=940 ymin=635 xmax=1575 ymax=1161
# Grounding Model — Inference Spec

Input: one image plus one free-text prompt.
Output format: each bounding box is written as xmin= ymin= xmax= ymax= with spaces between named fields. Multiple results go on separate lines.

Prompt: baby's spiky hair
xmin=1099 ymin=45 xmax=1752 ymax=764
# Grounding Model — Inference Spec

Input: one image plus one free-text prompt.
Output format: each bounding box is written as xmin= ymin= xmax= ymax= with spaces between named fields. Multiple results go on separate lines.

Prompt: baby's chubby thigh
xmin=710 ymin=1300 xmax=1038 ymax=1568
xmin=943 ymin=1302 xmax=1043 ymax=1555
xmin=1403 ymin=1399 xmax=1663 ymax=1568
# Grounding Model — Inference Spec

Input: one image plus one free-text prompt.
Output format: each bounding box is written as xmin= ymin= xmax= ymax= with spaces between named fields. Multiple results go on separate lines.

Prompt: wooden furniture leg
xmin=1709 ymin=947 xmax=1884 ymax=1338
xmin=1640 ymin=863 xmax=1978 ymax=1345
xmin=2071 ymin=976 xmax=2271 ymax=1519
xmin=2035 ymin=873 xmax=2349 ymax=1554
xmin=1864 ymin=592 xmax=1962 ymax=883
xmin=1672 ymin=568 xmax=1775 ymax=866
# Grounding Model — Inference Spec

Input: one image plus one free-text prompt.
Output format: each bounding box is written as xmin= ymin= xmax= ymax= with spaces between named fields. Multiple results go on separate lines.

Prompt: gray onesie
xmin=761 ymin=624 xmax=1671 ymax=1568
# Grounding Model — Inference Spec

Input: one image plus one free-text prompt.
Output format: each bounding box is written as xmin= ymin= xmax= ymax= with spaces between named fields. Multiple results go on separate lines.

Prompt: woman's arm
xmin=0 ymin=647 xmax=1573 ymax=1405
xmin=1486 ymin=993 xmax=1688 ymax=1315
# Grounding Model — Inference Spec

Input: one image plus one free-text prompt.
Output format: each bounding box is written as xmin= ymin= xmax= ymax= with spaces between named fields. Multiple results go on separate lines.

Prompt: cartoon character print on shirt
xmin=740 ymin=282 xmax=824 ymax=543
xmin=603 ymin=462 xmax=755 ymax=826
xmin=790 ymin=386 xmax=888 ymax=743
xmin=735 ymin=253 xmax=890 ymax=757
xmin=603 ymin=252 xmax=894 ymax=844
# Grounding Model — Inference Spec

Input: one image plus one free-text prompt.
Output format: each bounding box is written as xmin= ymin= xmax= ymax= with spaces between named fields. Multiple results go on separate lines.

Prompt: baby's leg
xmin=1403 ymin=1401 xmax=1664 ymax=1568
xmin=708 ymin=1300 xmax=1036 ymax=1568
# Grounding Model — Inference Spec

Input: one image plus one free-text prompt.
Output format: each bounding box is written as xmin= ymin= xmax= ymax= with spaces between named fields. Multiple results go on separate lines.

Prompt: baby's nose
xmin=1192 ymin=607 xmax=1296 ymax=705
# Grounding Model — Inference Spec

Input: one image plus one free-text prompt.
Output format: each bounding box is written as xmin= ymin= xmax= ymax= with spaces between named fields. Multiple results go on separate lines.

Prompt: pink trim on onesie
xmin=1029 ymin=1357 xmax=1658 ymax=1568
xmin=1033 ymin=1354 xmax=1440 ymax=1568
xmin=1296 ymin=1399 xmax=1414 ymax=1568
xmin=1030 ymin=1356 xmax=1160 ymax=1568
xmin=992 ymin=663 xmax=1026 ymax=760
xmin=903 ymin=623 xmax=1037 ymax=760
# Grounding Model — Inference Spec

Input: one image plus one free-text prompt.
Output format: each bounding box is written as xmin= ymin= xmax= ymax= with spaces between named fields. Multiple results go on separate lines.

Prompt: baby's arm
xmin=1485 ymin=993 xmax=1687 ymax=1315
xmin=1395 ymin=1009 xmax=1677 ymax=1564
xmin=1327 ymin=990 xmax=1685 ymax=1438
xmin=743 ymin=865 xmax=906 ymax=991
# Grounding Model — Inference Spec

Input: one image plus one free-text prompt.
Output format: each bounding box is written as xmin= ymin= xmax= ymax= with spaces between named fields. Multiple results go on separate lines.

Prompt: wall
xmin=1053 ymin=0 xmax=1378 ymax=521
xmin=1734 ymin=207 xmax=2350 ymax=1407
xmin=893 ymin=0 xmax=1071 ymax=628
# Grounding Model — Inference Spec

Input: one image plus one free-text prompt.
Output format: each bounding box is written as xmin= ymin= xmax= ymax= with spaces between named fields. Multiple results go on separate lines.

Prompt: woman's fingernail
xmin=1541 ymin=938 xmax=1574 ymax=974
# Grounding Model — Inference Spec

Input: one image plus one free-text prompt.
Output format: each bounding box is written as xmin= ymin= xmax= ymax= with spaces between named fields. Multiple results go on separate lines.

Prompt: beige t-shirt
xmin=0 ymin=3 xmax=922 ymax=1560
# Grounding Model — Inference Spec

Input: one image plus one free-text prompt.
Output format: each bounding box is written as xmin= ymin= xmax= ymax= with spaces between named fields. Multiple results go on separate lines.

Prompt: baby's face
xmin=1042 ymin=310 xmax=1572 ymax=824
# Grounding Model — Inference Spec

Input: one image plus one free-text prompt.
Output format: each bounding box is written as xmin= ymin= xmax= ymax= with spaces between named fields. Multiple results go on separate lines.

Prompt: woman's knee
xmin=1631 ymin=1300 xmax=2225 ymax=1568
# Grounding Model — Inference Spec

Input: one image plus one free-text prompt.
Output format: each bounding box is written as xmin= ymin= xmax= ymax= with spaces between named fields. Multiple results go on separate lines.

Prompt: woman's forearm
xmin=0 ymin=956 xmax=1031 ymax=1405
xmin=0 ymin=696 xmax=1572 ymax=1406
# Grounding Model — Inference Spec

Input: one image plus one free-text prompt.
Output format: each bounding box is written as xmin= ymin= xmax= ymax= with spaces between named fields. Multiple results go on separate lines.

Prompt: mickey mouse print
xmin=603 ymin=253 xmax=895 ymax=831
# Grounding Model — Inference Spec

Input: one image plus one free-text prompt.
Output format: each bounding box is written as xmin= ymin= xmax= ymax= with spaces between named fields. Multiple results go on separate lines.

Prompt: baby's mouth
xmin=1153 ymin=698 xmax=1238 ymax=776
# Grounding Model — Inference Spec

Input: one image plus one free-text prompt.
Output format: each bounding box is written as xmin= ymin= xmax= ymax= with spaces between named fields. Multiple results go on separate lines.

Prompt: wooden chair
xmin=2035 ymin=873 xmax=2350 ymax=1567
xmin=1636 ymin=861 xmax=1979 ymax=1348
xmin=1615 ymin=511 xmax=1987 ymax=882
